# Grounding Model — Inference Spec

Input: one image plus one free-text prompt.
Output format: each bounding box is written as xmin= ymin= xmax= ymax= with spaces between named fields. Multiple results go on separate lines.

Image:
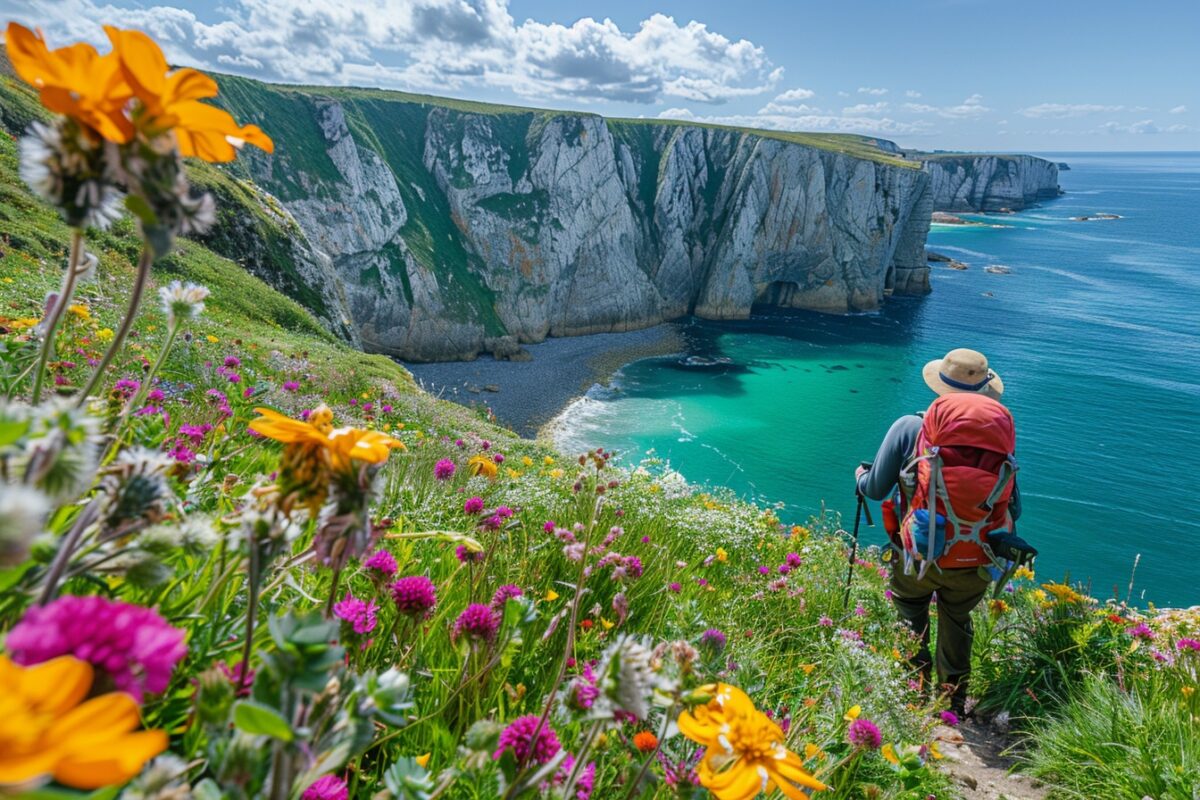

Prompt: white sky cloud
xmin=857 ymin=86 xmax=888 ymax=96
xmin=1020 ymin=103 xmax=1125 ymax=118
xmin=842 ymin=102 xmax=889 ymax=116
xmin=1100 ymin=119 xmax=1191 ymax=134
xmin=903 ymin=95 xmax=990 ymax=119
xmin=905 ymin=90 xmax=921 ymax=98
xmin=774 ymin=87 xmax=816 ymax=102
xmin=1169 ymin=104 xmax=1188 ymax=114
xmin=2 ymin=0 xmax=781 ymax=105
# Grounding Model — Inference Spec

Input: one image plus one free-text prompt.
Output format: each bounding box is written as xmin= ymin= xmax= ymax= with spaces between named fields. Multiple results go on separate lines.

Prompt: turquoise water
xmin=553 ymin=153 xmax=1200 ymax=607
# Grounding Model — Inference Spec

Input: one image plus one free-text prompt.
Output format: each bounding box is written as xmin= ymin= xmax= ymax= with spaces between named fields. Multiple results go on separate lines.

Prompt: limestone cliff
xmin=206 ymin=78 xmax=933 ymax=361
xmin=921 ymin=154 xmax=1061 ymax=212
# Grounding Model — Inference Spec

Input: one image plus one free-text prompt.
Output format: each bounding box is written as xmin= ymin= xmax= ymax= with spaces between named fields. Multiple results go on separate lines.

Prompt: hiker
xmin=855 ymin=348 xmax=1037 ymax=715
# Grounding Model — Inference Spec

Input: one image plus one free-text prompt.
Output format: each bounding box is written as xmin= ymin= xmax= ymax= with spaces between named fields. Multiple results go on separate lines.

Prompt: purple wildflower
xmin=493 ymin=715 xmax=561 ymax=765
xmin=434 ymin=459 xmax=456 ymax=480
xmin=699 ymin=628 xmax=727 ymax=653
xmin=390 ymin=576 xmax=437 ymax=618
xmin=757 ymin=565 xmax=770 ymax=576
xmin=491 ymin=584 xmax=524 ymax=609
xmin=283 ymin=380 xmax=300 ymax=392
xmin=818 ymin=615 xmax=833 ymax=627
xmin=463 ymin=496 xmax=484 ymax=514
xmin=223 ymin=356 xmax=241 ymax=368
xmin=456 ymin=544 xmax=486 ymax=563
xmin=568 ymin=663 xmax=600 ymax=710
xmin=364 ymin=549 xmax=398 ymax=576
xmin=301 ymin=775 xmax=348 ymax=800
xmin=333 ymin=593 xmax=378 ymax=634
xmin=1127 ymin=622 xmax=1155 ymax=640
xmin=623 ymin=555 xmax=644 ymax=579
xmin=785 ymin=552 xmax=803 ymax=567
xmin=556 ymin=755 xmax=595 ymax=800
xmin=668 ymin=582 xmax=682 ymax=593
xmin=543 ymin=520 xmax=556 ymax=533
xmin=939 ymin=710 xmax=959 ymax=727
xmin=848 ymin=718 xmax=882 ymax=750
xmin=452 ymin=603 xmax=500 ymax=645
xmin=1176 ymin=637 xmax=1200 ymax=652
xmin=147 ymin=388 xmax=165 ymax=403
xmin=6 ymin=595 xmax=186 ymax=701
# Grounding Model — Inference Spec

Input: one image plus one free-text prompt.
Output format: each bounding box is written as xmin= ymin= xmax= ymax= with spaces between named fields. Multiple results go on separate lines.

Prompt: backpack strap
xmin=978 ymin=455 xmax=1018 ymax=514
xmin=917 ymin=448 xmax=942 ymax=580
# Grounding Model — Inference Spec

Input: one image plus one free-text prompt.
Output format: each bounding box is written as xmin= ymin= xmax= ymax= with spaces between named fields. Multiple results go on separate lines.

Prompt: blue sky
xmin=4 ymin=0 xmax=1197 ymax=151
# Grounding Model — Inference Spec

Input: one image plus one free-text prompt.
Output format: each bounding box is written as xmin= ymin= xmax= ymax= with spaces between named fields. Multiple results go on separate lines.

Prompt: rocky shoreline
xmin=402 ymin=324 xmax=687 ymax=438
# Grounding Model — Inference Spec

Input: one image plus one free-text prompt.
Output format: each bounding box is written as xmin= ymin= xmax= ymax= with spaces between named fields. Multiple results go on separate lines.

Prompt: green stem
xmin=124 ymin=321 xmax=178 ymax=415
xmin=76 ymin=244 xmax=153 ymax=407
xmin=240 ymin=529 xmax=261 ymax=693
xmin=32 ymin=229 xmax=84 ymax=402
xmin=620 ymin=704 xmax=674 ymax=800
xmin=37 ymin=498 xmax=100 ymax=605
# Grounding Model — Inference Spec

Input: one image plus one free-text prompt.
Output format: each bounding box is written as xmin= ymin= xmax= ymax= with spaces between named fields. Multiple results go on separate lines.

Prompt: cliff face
xmin=208 ymin=78 xmax=932 ymax=361
xmin=922 ymin=155 xmax=1060 ymax=212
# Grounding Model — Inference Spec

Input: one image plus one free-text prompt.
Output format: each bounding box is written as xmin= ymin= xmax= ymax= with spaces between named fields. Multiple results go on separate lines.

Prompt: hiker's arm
xmin=856 ymin=415 xmax=922 ymax=501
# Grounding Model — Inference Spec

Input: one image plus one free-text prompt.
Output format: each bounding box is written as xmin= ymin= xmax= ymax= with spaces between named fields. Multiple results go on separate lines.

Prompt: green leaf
xmin=124 ymin=194 xmax=158 ymax=226
xmin=0 ymin=417 xmax=29 ymax=447
xmin=233 ymin=700 xmax=293 ymax=741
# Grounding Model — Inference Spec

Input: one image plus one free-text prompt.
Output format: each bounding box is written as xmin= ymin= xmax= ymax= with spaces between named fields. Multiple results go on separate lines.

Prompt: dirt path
xmin=934 ymin=718 xmax=1048 ymax=800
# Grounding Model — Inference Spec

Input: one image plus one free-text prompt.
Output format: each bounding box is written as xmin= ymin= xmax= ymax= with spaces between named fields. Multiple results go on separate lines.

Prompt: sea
xmin=551 ymin=152 xmax=1200 ymax=607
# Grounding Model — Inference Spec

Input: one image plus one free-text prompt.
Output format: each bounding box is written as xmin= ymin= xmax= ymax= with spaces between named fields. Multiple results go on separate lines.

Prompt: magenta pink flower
xmin=939 ymin=710 xmax=959 ymax=727
xmin=463 ymin=496 xmax=484 ymax=515
xmin=668 ymin=582 xmax=682 ymax=593
xmin=6 ymin=595 xmax=186 ymax=701
xmin=1176 ymin=637 xmax=1200 ymax=652
xmin=301 ymin=775 xmax=348 ymax=800
xmin=543 ymin=520 xmax=556 ymax=533
xmin=456 ymin=544 xmax=486 ymax=563
xmin=364 ymin=549 xmax=398 ymax=576
xmin=434 ymin=459 xmax=456 ymax=480
xmin=567 ymin=663 xmax=600 ymax=710
xmin=452 ymin=603 xmax=500 ymax=645
xmin=390 ymin=576 xmax=437 ymax=618
xmin=333 ymin=593 xmax=378 ymax=634
xmin=1127 ymin=622 xmax=1155 ymax=640
xmin=556 ymin=755 xmax=596 ymax=800
xmin=699 ymin=628 xmax=727 ymax=652
xmin=283 ymin=380 xmax=300 ymax=392
xmin=491 ymin=584 xmax=523 ymax=609
xmin=493 ymin=714 xmax=561 ymax=765
xmin=785 ymin=552 xmax=803 ymax=567
xmin=848 ymin=718 xmax=882 ymax=750
xmin=223 ymin=355 xmax=241 ymax=368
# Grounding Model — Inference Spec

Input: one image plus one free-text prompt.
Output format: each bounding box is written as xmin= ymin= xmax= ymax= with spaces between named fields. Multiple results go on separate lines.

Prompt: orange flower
xmin=250 ymin=405 xmax=404 ymax=471
xmin=633 ymin=730 xmax=659 ymax=752
xmin=4 ymin=23 xmax=133 ymax=142
xmin=467 ymin=454 xmax=498 ymax=480
xmin=103 ymin=26 xmax=273 ymax=162
xmin=679 ymin=684 xmax=826 ymax=799
xmin=0 ymin=655 xmax=166 ymax=790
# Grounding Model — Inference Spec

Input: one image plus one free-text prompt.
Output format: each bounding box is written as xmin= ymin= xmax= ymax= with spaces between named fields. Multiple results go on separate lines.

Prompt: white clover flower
xmin=598 ymin=635 xmax=657 ymax=721
xmin=0 ymin=484 xmax=50 ymax=566
xmin=159 ymin=280 xmax=210 ymax=327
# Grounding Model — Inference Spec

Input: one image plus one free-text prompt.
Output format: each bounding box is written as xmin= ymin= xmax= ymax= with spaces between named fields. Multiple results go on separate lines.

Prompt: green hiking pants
xmin=890 ymin=565 xmax=990 ymax=685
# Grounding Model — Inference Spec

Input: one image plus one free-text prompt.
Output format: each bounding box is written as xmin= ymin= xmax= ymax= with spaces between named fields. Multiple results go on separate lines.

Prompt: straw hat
xmin=922 ymin=348 xmax=1004 ymax=400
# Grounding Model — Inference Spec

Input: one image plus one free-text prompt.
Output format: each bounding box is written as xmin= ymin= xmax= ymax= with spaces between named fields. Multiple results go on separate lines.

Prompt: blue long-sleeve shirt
xmin=856 ymin=414 xmax=1021 ymax=521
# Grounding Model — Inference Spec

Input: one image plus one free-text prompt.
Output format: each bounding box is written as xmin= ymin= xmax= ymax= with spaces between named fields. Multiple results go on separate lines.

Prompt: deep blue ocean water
xmin=553 ymin=152 xmax=1200 ymax=607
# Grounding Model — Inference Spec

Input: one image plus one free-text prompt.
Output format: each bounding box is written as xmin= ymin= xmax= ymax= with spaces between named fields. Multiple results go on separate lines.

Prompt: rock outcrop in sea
xmin=921 ymin=154 xmax=1061 ymax=212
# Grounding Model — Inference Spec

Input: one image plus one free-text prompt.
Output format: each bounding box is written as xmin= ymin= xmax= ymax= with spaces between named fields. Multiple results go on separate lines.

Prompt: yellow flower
xmin=0 ymin=655 xmax=167 ymax=789
xmin=544 ymin=589 xmax=560 ymax=602
xmin=929 ymin=742 xmax=943 ymax=760
xmin=549 ymin=468 xmax=564 ymax=479
xmin=522 ymin=456 xmax=534 ymax=467
xmin=1042 ymin=582 xmax=1086 ymax=604
xmin=104 ymin=27 xmax=273 ymax=162
xmin=800 ymin=664 xmax=816 ymax=675
xmin=1183 ymin=686 xmax=1195 ymax=698
xmin=990 ymin=599 xmax=1010 ymax=615
xmin=206 ymin=335 xmax=219 ymax=344
xmin=679 ymin=683 xmax=826 ymax=799
xmin=96 ymin=328 xmax=114 ymax=341
xmin=1013 ymin=565 xmax=1035 ymax=581
xmin=360 ymin=392 xmax=370 ymax=400
xmin=1031 ymin=589 xmax=1048 ymax=604
xmin=600 ymin=617 xmax=614 ymax=630
xmin=467 ymin=454 xmax=498 ymax=480
xmin=67 ymin=304 xmax=90 ymax=320
xmin=415 ymin=753 xmax=431 ymax=768
xmin=5 ymin=23 xmax=133 ymax=142
xmin=715 ymin=547 xmax=729 ymax=563
xmin=543 ymin=456 xmax=555 ymax=466
xmin=843 ymin=705 xmax=861 ymax=721
xmin=803 ymin=743 xmax=825 ymax=761
xmin=881 ymin=743 xmax=899 ymax=765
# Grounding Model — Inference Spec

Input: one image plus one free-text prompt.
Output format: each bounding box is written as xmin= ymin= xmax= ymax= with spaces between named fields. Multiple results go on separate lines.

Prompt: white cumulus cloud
xmin=2 ymin=0 xmax=781 ymax=105
xmin=858 ymin=86 xmax=888 ymax=96
xmin=774 ymin=87 xmax=816 ymax=102
xmin=902 ymin=95 xmax=990 ymax=119
xmin=1169 ymin=104 xmax=1188 ymax=114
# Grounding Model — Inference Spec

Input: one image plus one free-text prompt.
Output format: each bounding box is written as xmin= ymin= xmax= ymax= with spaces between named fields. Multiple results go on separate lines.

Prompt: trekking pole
xmin=843 ymin=463 xmax=875 ymax=609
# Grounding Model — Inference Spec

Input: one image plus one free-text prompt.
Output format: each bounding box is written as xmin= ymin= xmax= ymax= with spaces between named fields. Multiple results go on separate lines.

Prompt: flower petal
xmin=52 ymin=730 xmax=167 ymax=789
xmin=47 ymin=692 xmax=141 ymax=744
xmin=1 ymin=655 xmax=93 ymax=714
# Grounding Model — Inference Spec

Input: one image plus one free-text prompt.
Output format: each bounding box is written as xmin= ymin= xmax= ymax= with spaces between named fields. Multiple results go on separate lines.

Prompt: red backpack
xmin=897 ymin=392 xmax=1017 ymax=578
